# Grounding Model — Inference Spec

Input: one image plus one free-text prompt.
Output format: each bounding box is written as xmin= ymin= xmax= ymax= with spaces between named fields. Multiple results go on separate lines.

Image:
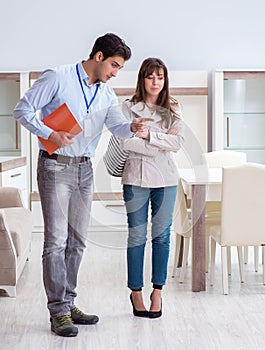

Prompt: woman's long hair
xmin=130 ymin=57 xmax=181 ymax=128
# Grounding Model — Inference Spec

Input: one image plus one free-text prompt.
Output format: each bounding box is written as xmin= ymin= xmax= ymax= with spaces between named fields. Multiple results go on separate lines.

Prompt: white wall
xmin=1 ymin=0 xmax=265 ymax=150
xmin=1 ymin=0 xmax=265 ymax=72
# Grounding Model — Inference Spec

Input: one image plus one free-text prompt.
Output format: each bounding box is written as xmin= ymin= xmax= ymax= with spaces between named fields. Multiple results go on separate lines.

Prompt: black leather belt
xmin=39 ymin=150 xmax=90 ymax=164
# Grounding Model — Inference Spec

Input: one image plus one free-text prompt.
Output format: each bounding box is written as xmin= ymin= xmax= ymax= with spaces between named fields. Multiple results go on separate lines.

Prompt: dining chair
xmin=201 ymin=150 xmax=247 ymax=167
xmin=209 ymin=163 xmax=265 ymax=295
xmin=171 ymin=179 xmax=192 ymax=282
xmin=172 ymin=150 xmax=247 ymax=283
xmin=171 ymin=179 xmax=221 ymax=282
xmin=201 ymin=150 xmax=249 ymax=272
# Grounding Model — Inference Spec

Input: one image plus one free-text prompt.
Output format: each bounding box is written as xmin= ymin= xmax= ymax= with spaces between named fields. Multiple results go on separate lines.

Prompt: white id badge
xmin=84 ymin=117 xmax=92 ymax=137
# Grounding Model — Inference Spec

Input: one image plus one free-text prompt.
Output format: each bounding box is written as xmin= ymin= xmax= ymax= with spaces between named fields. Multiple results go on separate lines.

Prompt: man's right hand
xmin=130 ymin=117 xmax=154 ymax=133
xmin=48 ymin=131 xmax=75 ymax=148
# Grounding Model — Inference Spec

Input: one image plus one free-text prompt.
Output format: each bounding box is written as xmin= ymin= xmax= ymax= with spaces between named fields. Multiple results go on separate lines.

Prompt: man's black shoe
xmin=71 ymin=306 xmax=99 ymax=325
xmin=50 ymin=315 xmax=78 ymax=337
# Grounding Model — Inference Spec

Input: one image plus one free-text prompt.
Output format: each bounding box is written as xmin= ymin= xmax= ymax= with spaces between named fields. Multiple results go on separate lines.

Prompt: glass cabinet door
xmin=0 ymin=74 xmax=21 ymax=155
xmin=223 ymin=74 xmax=265 ymax=164
xmin=0 ymin=115 xmax=21 ymax=151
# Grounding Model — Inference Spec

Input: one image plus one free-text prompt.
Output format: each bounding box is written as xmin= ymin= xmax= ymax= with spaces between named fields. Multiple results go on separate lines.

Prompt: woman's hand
xmin=136 ymin=130 xmax=150 ymax=140
xmin=166 ymin=127 xmax=179 ymax=135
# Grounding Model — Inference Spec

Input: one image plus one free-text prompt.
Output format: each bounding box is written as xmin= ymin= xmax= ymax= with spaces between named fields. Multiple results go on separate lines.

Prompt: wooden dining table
xmin=178 ymin=166 xmax=223 ymax=292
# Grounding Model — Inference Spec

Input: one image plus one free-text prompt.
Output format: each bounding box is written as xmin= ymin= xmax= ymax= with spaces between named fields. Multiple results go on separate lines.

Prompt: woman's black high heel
xmin=130 ymin=293 xmax=149 ymax=318
xmin=149 ymin=293 xmax=162 ymax=319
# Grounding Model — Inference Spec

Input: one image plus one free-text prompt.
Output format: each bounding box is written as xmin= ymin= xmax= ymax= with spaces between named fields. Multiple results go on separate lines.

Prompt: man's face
xmin=96 ymin=55 xmax=125 ymax=83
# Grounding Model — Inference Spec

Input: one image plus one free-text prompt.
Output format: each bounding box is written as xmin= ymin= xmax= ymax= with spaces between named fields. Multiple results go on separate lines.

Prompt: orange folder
xmin=38 ymin=103 xmax=82 ymax=155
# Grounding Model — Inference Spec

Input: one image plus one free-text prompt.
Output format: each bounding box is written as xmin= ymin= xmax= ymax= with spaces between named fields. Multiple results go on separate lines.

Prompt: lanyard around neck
xmin=76 ymin=63 xmax=99 ymax=114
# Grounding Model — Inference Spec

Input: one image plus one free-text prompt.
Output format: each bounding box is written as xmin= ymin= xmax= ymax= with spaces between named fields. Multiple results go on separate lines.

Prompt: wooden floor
xmin=1 ymin=231 xmax=265 ymax=350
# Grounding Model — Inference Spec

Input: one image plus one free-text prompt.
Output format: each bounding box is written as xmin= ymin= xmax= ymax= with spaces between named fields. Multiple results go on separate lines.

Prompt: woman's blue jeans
xmin=123 ymin=185 xmax=177 ymax=290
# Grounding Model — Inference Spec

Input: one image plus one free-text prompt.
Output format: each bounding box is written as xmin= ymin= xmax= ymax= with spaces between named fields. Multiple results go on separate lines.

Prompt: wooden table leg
xmin=191 ymin=184 xmax=206 ymax=292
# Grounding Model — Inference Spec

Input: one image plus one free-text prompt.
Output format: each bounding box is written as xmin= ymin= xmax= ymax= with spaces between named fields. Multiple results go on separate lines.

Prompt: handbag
xmin=103 ymin=135 xmax=129 ymax=177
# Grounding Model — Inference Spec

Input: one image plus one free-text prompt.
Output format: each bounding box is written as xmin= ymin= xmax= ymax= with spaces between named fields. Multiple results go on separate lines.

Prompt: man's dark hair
xmin=89 ymin=33 xmax=131 ymax=61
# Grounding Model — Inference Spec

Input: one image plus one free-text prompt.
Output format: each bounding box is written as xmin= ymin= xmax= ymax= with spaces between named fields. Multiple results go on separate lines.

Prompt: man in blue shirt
xmin=14 ymin=33 xmax=150 ymax=337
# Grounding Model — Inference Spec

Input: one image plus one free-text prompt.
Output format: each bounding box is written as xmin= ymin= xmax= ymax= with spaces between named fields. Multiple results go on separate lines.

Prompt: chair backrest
xmin=201 ymin=150 xmax=247 ymax=168
xmin=201 ymin=150 xmax=247 ymax=202
xmin=220 ymin=163 xmax=265 ymax=246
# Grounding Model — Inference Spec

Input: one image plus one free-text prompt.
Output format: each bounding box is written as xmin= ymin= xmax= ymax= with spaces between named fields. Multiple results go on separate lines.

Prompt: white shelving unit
xmin=0 ymin=72 xmax=30 ymax=207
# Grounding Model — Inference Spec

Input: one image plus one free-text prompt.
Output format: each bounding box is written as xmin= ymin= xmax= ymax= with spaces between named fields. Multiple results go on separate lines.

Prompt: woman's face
xmin=144 ymin=68 xmax=165 ymax=100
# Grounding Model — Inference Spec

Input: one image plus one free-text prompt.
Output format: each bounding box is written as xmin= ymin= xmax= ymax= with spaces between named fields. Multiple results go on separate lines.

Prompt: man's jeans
xmin=123 ymin=185 xmax=177 ymax=290
xmin=37 ymin=155 xmax=93 ymax=317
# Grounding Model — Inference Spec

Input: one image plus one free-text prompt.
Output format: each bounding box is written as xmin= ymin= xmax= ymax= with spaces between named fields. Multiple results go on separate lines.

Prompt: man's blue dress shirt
xmin=13 ymin=62 xmax=133 ymax=157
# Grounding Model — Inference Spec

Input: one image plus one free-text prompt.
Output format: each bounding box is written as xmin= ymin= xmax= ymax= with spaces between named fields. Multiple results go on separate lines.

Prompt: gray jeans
xmin=37 ymin=155 xmax=94 ymax=317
